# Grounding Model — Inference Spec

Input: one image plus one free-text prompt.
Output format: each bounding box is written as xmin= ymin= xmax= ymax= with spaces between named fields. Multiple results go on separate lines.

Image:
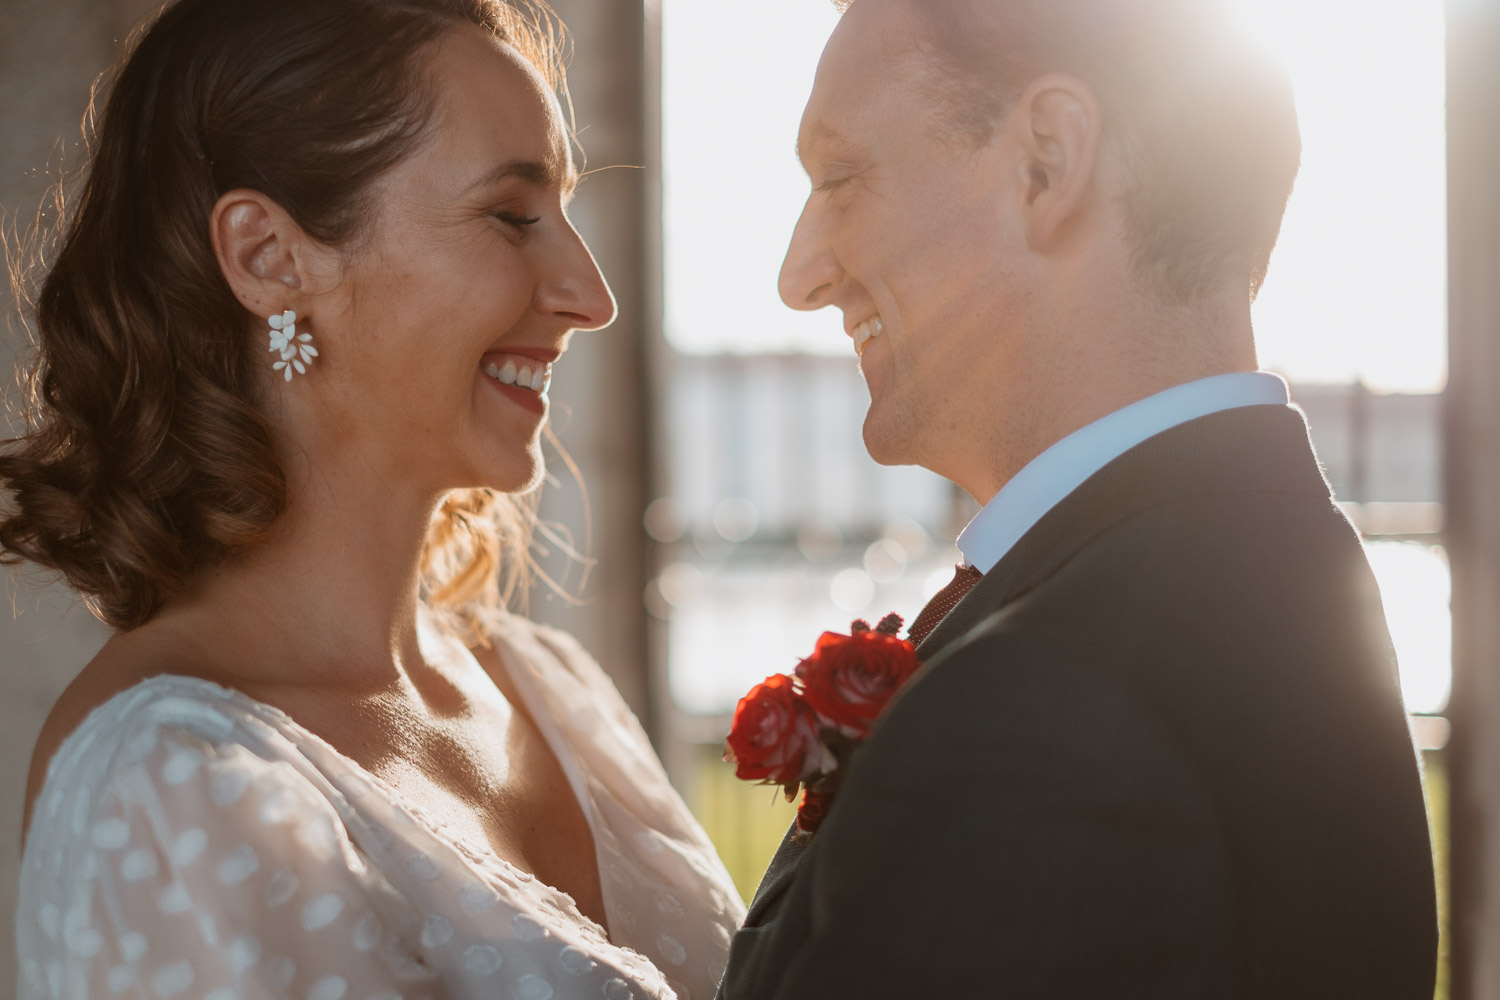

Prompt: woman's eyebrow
xmin=463 ymin=157 xmax=569 ymax=194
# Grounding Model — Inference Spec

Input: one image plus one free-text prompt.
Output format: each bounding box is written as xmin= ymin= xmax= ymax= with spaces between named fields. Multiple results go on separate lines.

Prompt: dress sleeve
xmin=21 ymin=722 xmax=446 ymax=1000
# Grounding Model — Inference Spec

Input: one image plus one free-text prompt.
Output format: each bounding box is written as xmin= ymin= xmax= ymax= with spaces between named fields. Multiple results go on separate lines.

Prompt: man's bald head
xmin=836 ymin=0 xmax=1302 ymax=302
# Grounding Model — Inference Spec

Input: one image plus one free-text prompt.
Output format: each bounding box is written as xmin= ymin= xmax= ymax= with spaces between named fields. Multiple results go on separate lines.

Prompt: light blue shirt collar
xmin=957 ymin=372 xmax=1291 ymax=574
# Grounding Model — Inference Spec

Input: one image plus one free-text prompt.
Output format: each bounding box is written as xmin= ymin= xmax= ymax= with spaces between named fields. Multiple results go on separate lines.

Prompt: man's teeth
xmin=852 ymin=316 xmax=885 ymax=356
xmin=483 ymin=358 xmax=553 ymax=393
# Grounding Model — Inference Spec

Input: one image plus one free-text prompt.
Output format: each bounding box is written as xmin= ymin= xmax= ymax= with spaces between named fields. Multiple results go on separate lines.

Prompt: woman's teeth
xmin=484 ymin=358 xmax=553 ymax=394
xmin=852 ymin=316 xmax=884 ymax=356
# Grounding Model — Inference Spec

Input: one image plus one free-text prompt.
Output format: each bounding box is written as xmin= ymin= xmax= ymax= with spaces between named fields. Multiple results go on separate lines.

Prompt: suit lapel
xmin=742 ymin=823 xmax=807 ymax=926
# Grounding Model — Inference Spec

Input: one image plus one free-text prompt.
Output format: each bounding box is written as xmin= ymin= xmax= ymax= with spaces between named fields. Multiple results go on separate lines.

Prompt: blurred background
xmin=2 ymin=0 xmax=1495 ymax=996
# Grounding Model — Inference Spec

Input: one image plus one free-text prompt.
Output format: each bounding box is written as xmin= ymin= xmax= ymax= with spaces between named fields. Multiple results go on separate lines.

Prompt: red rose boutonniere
xmin=723 ymin=613 xmax=922 ymax=840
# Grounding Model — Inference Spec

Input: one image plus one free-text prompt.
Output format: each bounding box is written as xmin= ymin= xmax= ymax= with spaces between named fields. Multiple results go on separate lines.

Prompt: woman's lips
xmin=480 ymin=351 xmax=553 ymax=415
xmin=481 ymin=367 xmax=547 ymax=414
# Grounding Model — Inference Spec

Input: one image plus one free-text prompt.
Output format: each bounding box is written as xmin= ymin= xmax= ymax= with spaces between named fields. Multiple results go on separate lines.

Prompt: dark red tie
xmin=907 ymin=564 xmax=984 ymax=646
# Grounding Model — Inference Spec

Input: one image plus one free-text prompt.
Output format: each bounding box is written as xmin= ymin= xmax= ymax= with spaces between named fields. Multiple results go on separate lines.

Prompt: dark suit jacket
xmin=717 ymin=405 xmax=1437 ymax=999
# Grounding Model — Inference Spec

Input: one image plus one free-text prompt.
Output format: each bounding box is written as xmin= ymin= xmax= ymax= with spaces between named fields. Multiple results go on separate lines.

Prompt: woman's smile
xmin=479 ymin=346 xmax=562 ymax=415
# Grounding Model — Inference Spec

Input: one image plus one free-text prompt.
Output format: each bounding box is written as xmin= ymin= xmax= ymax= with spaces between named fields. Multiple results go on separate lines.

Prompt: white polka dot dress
xmin=16 ymin=614 xmax=745 ymax=1000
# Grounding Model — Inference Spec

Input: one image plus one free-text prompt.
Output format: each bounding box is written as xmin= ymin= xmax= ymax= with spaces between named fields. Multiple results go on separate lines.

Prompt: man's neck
xmin=956 ymin=289 xmax=1257 ymax=503
xmin=953 ymin=370 xmax=1289 ymax=573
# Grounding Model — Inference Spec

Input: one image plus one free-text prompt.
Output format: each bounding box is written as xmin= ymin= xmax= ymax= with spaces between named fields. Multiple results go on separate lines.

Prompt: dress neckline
xmin=37 ymin=629 xmax=621 ymax=951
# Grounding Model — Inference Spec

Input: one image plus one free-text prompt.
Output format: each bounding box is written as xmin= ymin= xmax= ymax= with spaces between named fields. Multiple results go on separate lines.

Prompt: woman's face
xmin=297 ymin=24 xmax=615 ymax=498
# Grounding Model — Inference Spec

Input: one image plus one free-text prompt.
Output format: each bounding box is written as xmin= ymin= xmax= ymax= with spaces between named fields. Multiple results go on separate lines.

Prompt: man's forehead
xmin=796 ymin=0 xmax=926 ymax=163
xmin=813 ymin=0 xmax=917 ymax=82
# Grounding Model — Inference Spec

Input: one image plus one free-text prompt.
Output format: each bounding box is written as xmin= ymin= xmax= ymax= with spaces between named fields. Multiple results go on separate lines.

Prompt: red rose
xmin=795 ymin=629 xmax=921 ymax=739
xmin=723 ymin=674 xmax=824 ymax=787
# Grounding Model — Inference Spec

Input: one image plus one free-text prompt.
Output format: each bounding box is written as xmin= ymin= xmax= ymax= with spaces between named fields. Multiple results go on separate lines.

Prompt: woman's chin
xmin=475 ymin=444 xmax=545 ymax=496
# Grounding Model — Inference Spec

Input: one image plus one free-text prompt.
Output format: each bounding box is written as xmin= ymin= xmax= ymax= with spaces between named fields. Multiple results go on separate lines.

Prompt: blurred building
xmin=649 ymin=355 xmax=1447 ymax=733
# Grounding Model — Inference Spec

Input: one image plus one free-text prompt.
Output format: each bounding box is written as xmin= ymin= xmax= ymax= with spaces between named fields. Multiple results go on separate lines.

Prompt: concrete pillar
xmin=1445 ymin=0 xmax=1500 ymax=994
xmin=529 ymin=0 xmax=657 ymax=729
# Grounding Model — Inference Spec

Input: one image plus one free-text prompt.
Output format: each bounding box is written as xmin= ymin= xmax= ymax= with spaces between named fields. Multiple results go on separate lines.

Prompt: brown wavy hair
xmin=1 ymin=0 xmax=570 ymax=631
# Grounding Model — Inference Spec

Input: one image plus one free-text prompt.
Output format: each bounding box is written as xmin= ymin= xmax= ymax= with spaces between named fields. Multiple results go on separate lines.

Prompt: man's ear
xmin=1006 ymin=73 xmax=1105 ymax=251
xmin=209 ymin=189 xmax=325 ymax=319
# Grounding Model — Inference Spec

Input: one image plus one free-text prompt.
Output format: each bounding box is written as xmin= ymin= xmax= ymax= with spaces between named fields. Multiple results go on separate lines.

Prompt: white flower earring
xmin=267 ymin=309 xmax=317 ymax=382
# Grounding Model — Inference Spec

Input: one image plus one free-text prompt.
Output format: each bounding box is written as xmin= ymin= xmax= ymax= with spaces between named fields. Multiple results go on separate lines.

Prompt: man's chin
xmin=861 ymin=409 xmax=918 ymax=468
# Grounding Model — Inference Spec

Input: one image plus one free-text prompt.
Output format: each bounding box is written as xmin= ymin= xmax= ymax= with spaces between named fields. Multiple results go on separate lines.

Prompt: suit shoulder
xmin=1028 ymin=488 xmax=1382 ymax=638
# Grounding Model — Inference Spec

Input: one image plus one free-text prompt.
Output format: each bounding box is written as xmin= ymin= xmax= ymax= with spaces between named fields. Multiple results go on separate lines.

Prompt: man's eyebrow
xmin=464 ymin=158 xmax=578 ymax=196
xmin=795 ymin=121 xmax=860 ymax=168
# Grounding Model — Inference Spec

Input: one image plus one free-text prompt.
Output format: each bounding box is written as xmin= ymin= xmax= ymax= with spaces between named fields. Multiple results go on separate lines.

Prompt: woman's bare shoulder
xmin=21 ymin=628 xmax=198 ymax=846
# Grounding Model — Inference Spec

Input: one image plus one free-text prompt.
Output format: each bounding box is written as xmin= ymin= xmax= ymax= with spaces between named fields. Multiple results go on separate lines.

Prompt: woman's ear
xmin=1006 ymin=73 xmax=1105 ymax=251
xmin=210 ymin=189 xmax=319 ymax=318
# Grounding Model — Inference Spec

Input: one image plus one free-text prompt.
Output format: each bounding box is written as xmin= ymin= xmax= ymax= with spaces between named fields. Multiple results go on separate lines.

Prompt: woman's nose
xmin=542 ymin=223 xmax=618 ymax=332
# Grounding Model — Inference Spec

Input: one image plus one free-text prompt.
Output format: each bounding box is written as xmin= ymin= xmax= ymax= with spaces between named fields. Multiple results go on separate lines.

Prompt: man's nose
xmin=778 ymin=198 xmax=839 ymax=312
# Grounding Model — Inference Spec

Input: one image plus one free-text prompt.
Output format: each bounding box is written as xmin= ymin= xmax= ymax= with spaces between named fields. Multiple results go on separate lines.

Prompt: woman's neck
xmin=145 ymin=457 xmax=444 ymax=696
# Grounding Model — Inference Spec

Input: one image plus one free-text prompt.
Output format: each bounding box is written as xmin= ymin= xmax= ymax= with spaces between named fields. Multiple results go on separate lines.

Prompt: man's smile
xmin=849 ymin=315 xmax=885 ymax=356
